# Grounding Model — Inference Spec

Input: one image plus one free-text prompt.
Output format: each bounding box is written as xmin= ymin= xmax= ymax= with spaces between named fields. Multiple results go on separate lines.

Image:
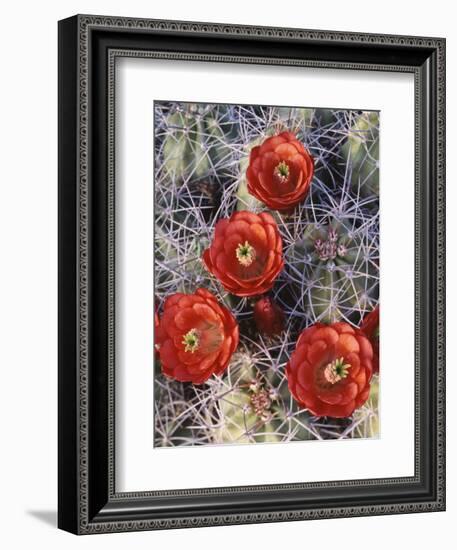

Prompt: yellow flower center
xmin=236 ymin=241 xmax=255 ymax=267
xmin=182 ymin=328 xmax=199 ymax=353
xmin=274 ymin=160 xmax=290 ymax=183
xmin=323 ymin=357 xmax=351 ymax=384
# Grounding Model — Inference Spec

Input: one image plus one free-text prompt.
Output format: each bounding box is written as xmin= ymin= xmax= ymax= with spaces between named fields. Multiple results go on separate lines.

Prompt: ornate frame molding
xmin=58 ymin=14 xmax=445 ymax=534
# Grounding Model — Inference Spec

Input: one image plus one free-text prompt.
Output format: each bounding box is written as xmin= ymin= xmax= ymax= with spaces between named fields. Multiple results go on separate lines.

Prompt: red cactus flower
xmin=246 ymin=132 xmax=314 ymax=211
xmin=202 ymin=211 xmax=284 ymax=297
xmin=361 ymin=307 xmax=379 ymax=374
xmin=253 ymin=296 xmax=285 ymax=336
xmin=155 ymin=288 xmax=239 ymax=384
xmin=286 ymin=322 xmax=373 ymax=418
xmin=154 ymin=309 xmax=160 ymax=358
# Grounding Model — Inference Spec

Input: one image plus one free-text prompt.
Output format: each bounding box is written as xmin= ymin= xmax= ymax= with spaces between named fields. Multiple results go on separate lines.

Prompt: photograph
xmin=153 ymin=101 xmax=380 ymax=447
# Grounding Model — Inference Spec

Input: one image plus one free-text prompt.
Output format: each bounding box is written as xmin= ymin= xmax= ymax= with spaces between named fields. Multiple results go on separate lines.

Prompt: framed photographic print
xmin=58 ymin=14 xmax=446 ymax=534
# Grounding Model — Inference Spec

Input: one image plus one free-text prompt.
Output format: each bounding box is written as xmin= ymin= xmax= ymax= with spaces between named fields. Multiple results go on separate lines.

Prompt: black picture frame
xmin=58 ymin=14 xmax=446 ymax=535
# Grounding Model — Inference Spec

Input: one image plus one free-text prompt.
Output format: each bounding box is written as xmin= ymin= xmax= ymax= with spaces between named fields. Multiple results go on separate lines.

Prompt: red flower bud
xmin=253 ymin=296 xmax=285 ymax=336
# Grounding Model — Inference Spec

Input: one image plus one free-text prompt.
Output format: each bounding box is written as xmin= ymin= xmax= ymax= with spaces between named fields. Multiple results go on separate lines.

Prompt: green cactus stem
xmin=206 ymin=354 xmax=312 ymax=444
xmin=341 ymin=111 xmax=379 ymax=200
xmin=160 ymin=103 xmax=237 ymax=182
xmin=288 ymin=220 xmax=379 ymax=323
